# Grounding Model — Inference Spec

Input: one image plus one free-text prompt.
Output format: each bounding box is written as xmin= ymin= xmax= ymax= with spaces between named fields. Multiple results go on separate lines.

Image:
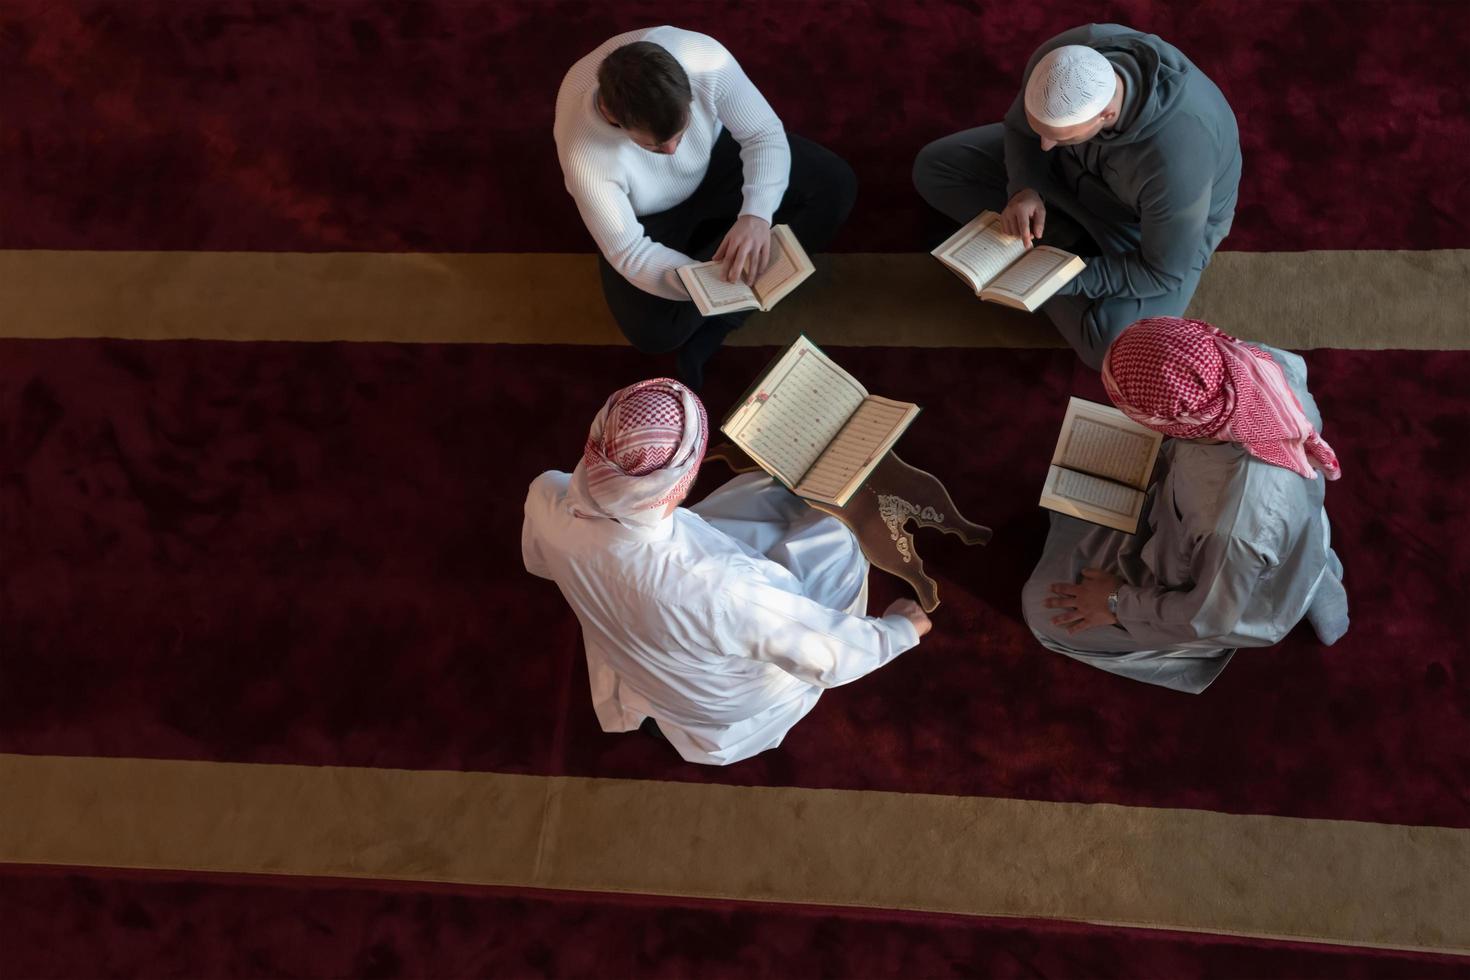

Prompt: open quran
xmin=932 ymin=210 xmax=1086 ymax=312
xmin=1039 ymin=398 xmax=1163 ymax=533
xmin=722 ymin=336 xmax=920 ymax=507
xmin=678 ymin=224 xmax=814 ymax=317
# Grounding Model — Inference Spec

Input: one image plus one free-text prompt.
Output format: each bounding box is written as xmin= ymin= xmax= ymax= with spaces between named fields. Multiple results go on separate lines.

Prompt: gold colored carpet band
xmin=2 ymin=754 xmax=1466 ymax=955
xmin=1 ymin=250 xmax=1466 ymax=349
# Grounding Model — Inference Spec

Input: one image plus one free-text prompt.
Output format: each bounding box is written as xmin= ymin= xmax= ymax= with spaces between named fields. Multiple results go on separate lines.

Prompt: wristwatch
xmin=1106 ymin=590 xmax=1120 ymax=616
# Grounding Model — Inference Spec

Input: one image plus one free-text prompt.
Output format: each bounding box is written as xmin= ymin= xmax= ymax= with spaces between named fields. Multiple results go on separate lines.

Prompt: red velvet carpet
xmin=5 ymin=864 xmax=1468 ymax=980
xmin=4 ymin=341 xmax=1467 ymax=828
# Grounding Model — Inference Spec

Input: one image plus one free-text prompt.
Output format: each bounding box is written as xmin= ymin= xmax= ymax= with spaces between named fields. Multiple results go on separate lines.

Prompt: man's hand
xmin=713 ymin=215 xmax=772 ymax=285
xmin=1001 ymin=188 xmax=1046 ymax=248
xmin=1042 ymin=567 xmax=1120 ymax=634
xmin=884 ymin=598 xmax=932 ymax=638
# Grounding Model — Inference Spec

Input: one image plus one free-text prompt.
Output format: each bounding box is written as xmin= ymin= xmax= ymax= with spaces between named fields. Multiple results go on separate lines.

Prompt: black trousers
xmin=597 ymin=130 xmax=857 ymax=389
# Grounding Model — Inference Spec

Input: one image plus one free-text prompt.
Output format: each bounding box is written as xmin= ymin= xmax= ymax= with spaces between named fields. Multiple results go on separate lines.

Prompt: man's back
xmin=522 ymin=471 xmax=813 ymax=722
xmin=1137 ymin=349 xmax=1332 ymax=647
xmin=529 ymin=379 xmax=923 ymax=763
xmin=523 ymin=469 xmax=922 ymax=764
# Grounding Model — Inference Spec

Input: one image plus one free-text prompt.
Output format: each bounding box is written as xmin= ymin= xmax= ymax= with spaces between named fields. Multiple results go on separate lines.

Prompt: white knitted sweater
xmin=554 ymin=26 xmax=790 ymax=300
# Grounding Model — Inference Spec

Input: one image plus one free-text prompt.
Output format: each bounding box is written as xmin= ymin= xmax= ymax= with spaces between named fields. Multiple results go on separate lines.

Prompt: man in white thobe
xmin=523 ymin=378 xmax=932 ymax=765
xmin=1024 ymin=317 xmax=1350 ymax=693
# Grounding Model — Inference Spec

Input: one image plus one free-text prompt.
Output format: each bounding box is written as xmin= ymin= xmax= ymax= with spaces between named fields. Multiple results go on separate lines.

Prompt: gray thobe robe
xmin=1021 ymin=347 xmax=1349 ymax=693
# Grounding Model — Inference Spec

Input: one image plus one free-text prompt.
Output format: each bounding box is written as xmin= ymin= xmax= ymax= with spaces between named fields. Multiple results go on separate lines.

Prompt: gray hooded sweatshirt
xmin=1003 ymin=24 xmax=1242 ymax=302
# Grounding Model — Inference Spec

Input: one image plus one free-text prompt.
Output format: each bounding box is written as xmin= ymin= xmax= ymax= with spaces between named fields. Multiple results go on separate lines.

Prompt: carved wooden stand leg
xmin=869 ymin=453 xmax=993 ymax=547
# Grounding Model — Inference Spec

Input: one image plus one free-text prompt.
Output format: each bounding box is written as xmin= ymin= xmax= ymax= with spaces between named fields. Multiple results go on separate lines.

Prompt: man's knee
xmin=790 ymin=137 xmax=858 ymax=217
xmin=1077 ymin=301 xmax=1151 ymax=370
xmin=628 ymin=307 xmax=709 ymax=355
xmin=911 ymin=137 xmax=957 ymax=207
xmin=1021 ymin=575 xmax=1064 ymax=646
xmin=605 ymin=294 xmax=701 ymax=354
xmin=830 ymin=154 xmax=858 ymax=222
xmin=624 ymin=326 xmax=685 ymax=355
xmin=1077 ymin=307 xmax=1119 ymax=371
xmin=1042 ymin=296 xmax=1109 ymax=370
xmin=1084 ymin=289 xmax=1193 ymax=368
xmin=596 ymin=256 xmax=703 ymax=354
xmin=800 ymin=144 xmax=858 ymax=222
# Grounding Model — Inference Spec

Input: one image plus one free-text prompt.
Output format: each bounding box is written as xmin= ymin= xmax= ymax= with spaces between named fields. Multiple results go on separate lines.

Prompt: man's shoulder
xmin=525 ymin=470 xmax=573 ymax=513
xmin=1255 ymin=344 xmax=1307 ymax=384
xmin=1232 ymin=455 xmax=1323 ymax=548
xmin=554 ymin=26 xmax=669 ymax=129
xmin=641 ymin=26 xmax=727 ymax=62
xmin=1179 ymin=441 xmax=1318 ymax=550
xmin=552 ymin=96 xmax=634 ymax=192
xmin=554 ymin=117 xmax=627 ymax=177
xmin=1128 ymin=110 xmax=1214 ymax=159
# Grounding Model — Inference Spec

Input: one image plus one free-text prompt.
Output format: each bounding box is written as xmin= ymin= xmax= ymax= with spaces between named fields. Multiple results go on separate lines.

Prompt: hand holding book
xmin=711 ymin=215 xmax=773 ymax=286
xmin=678 ymin=224 xmax=815 ymax=317
xmin=1001 ymin=189 xmax=1047 ymax=248
xmin=932 ymin=210 xmax=1085 ymax=313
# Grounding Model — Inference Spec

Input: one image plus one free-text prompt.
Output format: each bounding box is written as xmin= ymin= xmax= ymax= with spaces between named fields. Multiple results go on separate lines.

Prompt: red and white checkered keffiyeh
xmin=568 ymin=378 xmax=709 ymax=526
xmin=1101 ymin=317 xmax=1341 ymax=481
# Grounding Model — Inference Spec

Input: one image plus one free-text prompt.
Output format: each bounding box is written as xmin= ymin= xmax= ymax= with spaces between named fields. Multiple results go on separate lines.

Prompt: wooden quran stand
xmin=705 ymin=443 xmax=992 ymax=612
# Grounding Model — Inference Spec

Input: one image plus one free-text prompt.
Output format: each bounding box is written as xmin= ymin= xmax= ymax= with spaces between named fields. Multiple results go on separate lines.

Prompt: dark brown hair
xmin=597 ymin=41 xmax=692 ymax=142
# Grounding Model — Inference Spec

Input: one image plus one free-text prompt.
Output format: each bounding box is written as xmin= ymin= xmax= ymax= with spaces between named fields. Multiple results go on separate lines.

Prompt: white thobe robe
xmin=522 ymin=472 xmax=921 ymax=765
xmin=1022 ymin=346 xmax=1349 ymax=693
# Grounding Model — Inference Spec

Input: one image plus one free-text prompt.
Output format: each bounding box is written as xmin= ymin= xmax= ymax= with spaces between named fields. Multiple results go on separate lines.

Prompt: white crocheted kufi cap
xmin=1024 ymin=45 xmax=1117 ymax=127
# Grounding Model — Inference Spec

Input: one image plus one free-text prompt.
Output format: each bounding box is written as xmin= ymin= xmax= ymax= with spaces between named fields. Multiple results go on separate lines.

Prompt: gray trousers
xmin=913 ymin=124 xmax=1203 ymax=369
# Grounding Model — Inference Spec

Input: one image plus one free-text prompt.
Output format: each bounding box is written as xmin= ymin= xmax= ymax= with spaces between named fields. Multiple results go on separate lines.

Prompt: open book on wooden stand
xmin=932 ymin=210 xmax=1086 ymax=312
xmin=1039 ymin=397 xmax=1163 ymax=534
xmin=678 ymin=224 xmax=814 ymax=317
xmin=721 ymin=335 xmax=920 ymax=507
xmin=709 ymin=343 xmax=990 ymax=610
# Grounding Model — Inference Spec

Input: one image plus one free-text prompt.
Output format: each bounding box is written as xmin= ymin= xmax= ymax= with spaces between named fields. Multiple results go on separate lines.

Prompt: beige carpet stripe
xmin=1 ymin=250 xmax=1465 ymax=349
xmin=2 ymin=753 xmax=1466 ymax=954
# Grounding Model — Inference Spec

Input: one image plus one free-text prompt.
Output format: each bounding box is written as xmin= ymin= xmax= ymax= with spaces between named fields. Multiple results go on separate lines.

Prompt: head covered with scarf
xmin=568 ymin=378 xmax=709 ymax=526
xmin=1101 ymin=317 xmax=1341 ymax=481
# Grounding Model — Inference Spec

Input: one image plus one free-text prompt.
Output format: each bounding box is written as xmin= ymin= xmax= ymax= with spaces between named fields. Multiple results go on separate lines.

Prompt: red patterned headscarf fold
xmin=568 ymin=378 xmax=709 ymax=526
xmin=1101 ymin=317 xmax=1341 ymax=481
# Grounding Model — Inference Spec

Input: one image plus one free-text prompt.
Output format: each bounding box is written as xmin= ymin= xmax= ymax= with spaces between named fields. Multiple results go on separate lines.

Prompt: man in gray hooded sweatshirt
xmin=913 ymin=24 xmax=1241 ymax=369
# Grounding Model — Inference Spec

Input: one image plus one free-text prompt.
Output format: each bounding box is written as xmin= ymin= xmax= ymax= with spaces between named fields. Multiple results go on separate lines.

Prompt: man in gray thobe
xmin=913 ymin=24 xmax=1241 ymax=369
xmin=1023 ymin=317 xmax=1349 ymax=693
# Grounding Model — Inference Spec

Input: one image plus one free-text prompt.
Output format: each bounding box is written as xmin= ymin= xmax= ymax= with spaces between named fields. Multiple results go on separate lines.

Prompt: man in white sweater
xmin=555 ymin=27 xmax=857 ymax=389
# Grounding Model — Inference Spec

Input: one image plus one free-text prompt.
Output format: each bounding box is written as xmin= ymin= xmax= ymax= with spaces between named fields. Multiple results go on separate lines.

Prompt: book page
xmin=936 ymin=212 xmax=1026 ymax=289
xmin=1052 ymin=399 xmax=1161 ymax=489
xmin=752 ymin=228 xmax=801 ymax=300
xmin=723 ymin=339 xmax=869 ymax=487
xmin=796 ymin=397 xmax=915 ymax=503
xmin=1050 ymin=467 xmax=1140 ymax=517
xmin=985 ymin=247 xmax=1072 ymax=298
xmin=688 ymin=263 xmax=758 ymax=311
